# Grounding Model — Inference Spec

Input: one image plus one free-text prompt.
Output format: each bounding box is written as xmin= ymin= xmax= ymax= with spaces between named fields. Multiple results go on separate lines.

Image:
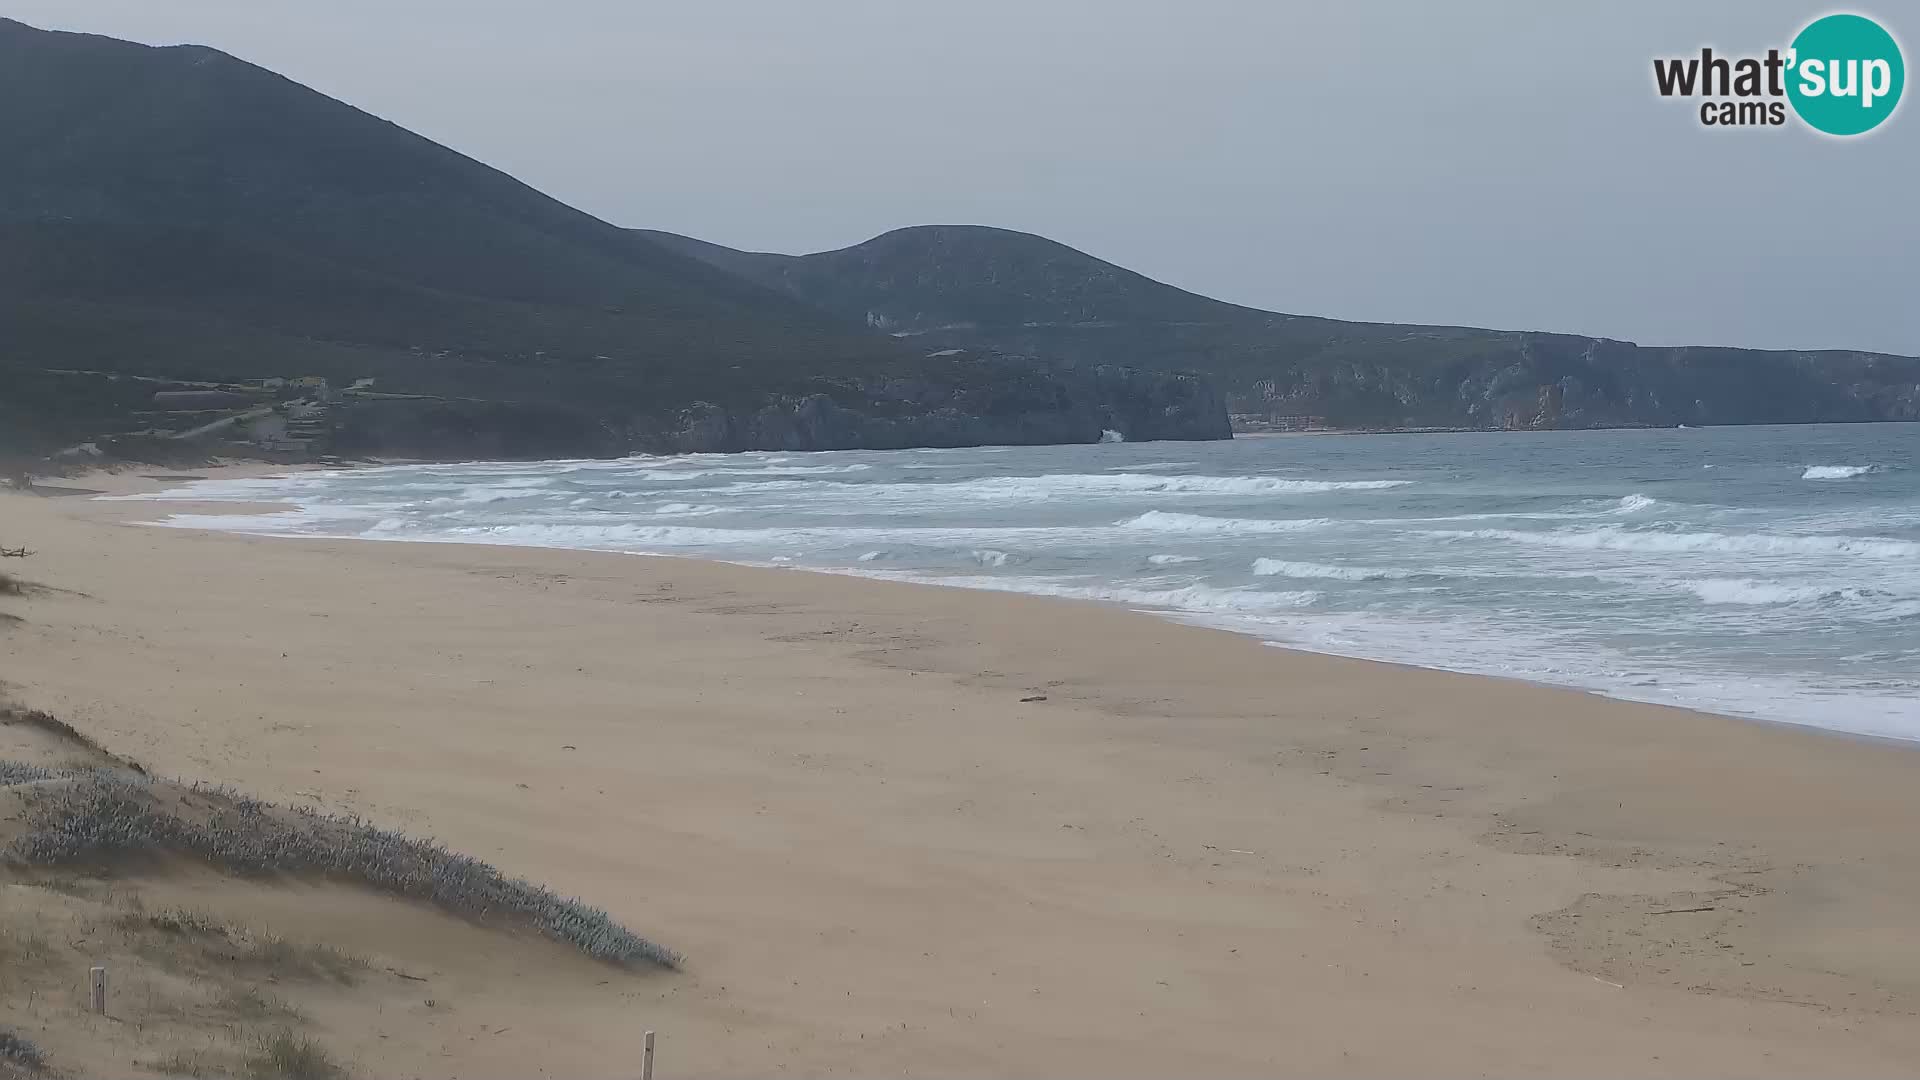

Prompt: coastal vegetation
xmin=0 ymin=696 xmax=676 ymax=1076
xmin=5 ymin=17 xmax=1911 ymax=468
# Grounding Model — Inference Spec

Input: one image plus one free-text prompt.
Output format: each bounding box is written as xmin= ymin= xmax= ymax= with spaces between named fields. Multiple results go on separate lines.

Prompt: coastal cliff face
xmin=327 ymin=360 xmax=1229 ymax=460
xmin=643 ymin=225 xmax=1920 ymax=431
xmin=637 ymin=362 xmax=1227 ymax=454
xmin=1225 ymin=335 xmax=1920 ymax=429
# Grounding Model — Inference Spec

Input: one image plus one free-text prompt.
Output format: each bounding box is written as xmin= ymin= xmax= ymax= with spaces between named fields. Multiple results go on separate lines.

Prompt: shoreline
xmin=99 ymin=463 xmax=1917 ymax=746
xmin=6 ymin=469 xmax=1920 ymax=1073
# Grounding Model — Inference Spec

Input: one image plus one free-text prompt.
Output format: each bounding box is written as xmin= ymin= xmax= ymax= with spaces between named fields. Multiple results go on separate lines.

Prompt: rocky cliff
xmin=634 ymin=361 xmax=1227 ymax=454
xmin=642 ymin=225 xmax=1920 ymax=431
xmin=327 ymin=358 xmax=1228 ymax=459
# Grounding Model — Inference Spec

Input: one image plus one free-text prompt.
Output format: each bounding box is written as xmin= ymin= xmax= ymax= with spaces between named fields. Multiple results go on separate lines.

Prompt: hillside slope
xmin=639 ymin=225 xmax=1920 ymax=430
xmin=0 ymin=20 xmax=1225 ymax=458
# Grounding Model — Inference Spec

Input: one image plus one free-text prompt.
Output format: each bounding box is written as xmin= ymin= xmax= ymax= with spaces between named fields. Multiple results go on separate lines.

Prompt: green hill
xmin=639 ymin=225 xmax=1920 ymax=430
xmin=0 ymin=20 xmax=1225 ymax=460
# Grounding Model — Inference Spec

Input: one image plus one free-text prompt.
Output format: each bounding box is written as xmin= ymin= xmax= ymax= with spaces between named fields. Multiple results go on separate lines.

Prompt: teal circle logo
xmin=1787 ymin=13 xmax=1904 ymax=135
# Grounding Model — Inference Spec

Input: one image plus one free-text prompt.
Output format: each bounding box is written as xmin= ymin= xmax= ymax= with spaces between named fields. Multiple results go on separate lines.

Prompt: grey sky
xmin=10 ymin=1 xmax=1917 ymax=354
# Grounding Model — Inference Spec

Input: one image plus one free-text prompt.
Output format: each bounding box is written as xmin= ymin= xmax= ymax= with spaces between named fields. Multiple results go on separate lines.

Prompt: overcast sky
xmin=10 ymin=1 xmax=1916 ymax=354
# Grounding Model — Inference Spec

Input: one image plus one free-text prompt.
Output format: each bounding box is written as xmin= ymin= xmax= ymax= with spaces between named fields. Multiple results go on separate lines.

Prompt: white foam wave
xmin=1146 ymin=553 xmax=1204 ymax=566
xmin=444 ymin=480 xmax=554 ymax=504
xmin=1612 ymin=493 xmax=1659 ymax=513
xmin=869 ymin=574 xmax=1321 ymax=616
xmin=651 ymin=502 xmax=724 ymax=516
xmin=334 ymin=518 xmax=1106 ymax=552
xmin=1247 ymin=611 xmax=1920 ymax=742
xmin=1424 ymin=527 xmax=1920 ymax=559
xmin=970 ymin=549 xmax=1015 ymax=567
xmin=1116 ymin=511 xmax=1335 ymax=535
xmin=1803 ymin=464 xmax=1883 ymax=480
xmin=1675 ymin=578 xmax=1894 ymax=606
xmin=1252 ymin=559 xmax=1414 ymax=581
xmin=626 ymin=463 xmax=875 ymax=482
xmin=724 ymin=472 xmax=1410 ymax=502
xmin=98 ymin=474 xmax=315 ymax=502
xmin=973 ymin=473 xmax=1407 ymax=496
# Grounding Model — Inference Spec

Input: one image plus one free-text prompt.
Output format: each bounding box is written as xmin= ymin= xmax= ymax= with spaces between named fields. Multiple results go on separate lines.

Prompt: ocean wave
xmin=345 ymin=518 xmax=1102 ymax=552
xmin=440 ymin=480 xmax=556 ymax=504
xmin=1423 ymin=526 xmax=1920 ymax=559
xmin=709 ymin=472 xmax=1410 ymax=501
xmin=99 ymin=475 xmax=313 ymax=502
xmin=1675 ymin=577 xmax=1895 ymax=606
xmin=618 ymin=463 xmax=876 ymax=483
xmin=961 ymin=473 xmax=1408 ymax=496
xmin=878 ymin=574 xmax=1321 ymax=616
xmin=1251 ymin=559 xmax=1414 ymax=581
xmin=1340 ymin=495 xmax=1697 ymax=527
xmin=1802 ymin=464 xmax=1883 ymax=480
xmin=125 ymin=437 xmax=1920 ymax=745
xmin=1116 ymin=511 xmax=1336 ymax=535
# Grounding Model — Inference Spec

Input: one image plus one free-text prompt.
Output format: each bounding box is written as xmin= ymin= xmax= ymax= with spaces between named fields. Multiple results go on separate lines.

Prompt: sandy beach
xmin=5 ymin=467 xmax=1920 ymax=1076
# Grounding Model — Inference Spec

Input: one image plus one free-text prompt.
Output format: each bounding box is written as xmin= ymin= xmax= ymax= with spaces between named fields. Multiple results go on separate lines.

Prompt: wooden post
xmin=89 ymin=965 xmax=107 ymax=1015
xmin=642 ymin=1030 xmax=655 ymax=1080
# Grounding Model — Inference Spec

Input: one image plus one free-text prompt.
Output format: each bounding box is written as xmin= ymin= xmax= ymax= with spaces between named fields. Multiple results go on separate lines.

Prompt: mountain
xmin=639 ymin=225 xmax=1920 ymax=430
xmin=0 ymin=19 xmax=1225 ymax=461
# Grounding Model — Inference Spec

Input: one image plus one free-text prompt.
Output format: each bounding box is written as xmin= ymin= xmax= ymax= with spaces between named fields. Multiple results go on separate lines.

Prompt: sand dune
xmin=3 ymin=469 xmax=1920 ymax=1076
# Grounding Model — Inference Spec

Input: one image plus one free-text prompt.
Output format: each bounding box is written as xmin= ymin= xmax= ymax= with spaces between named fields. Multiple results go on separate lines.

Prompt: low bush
xmin=244 ymin=1029 xmax=341 ymax=1080
xmin=5 ymin=769 xmax=677 ymax=968
xmin=0 ymin=1029 xmax=46 ymax=1073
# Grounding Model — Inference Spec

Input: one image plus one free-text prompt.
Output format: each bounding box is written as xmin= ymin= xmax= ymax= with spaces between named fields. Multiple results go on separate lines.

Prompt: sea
xmin=120 ymin=423 xmax=1918 ymax=741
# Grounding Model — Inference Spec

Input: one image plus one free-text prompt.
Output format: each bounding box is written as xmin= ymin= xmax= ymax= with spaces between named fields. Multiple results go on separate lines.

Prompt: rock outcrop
xmin=644 ymin=225 xmax=1920 ymax=431
xmin=635 ymin=361 xmax=1226 ymax=454
xmin=324 ymin=358 xmax=1229 ymax=460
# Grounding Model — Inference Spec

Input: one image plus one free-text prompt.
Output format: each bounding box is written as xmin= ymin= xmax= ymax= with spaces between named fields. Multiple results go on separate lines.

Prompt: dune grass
xmin=0 ymin=762 xmax=61 ymax=786
xmin=0 ymin=1029 xmax=46 ymax=1073
xmin=122 ymin=905 xmax=229 ymax=938
xmin=147 ymin=1049 xmax=223 ymax=1078
xmin=244 ymin=1029 xmax=341 ymax=1080
xmin=3 ymin=767 xmax=678 ymax=968
xmin=214 ymin=985 xmax=305 ymax=1022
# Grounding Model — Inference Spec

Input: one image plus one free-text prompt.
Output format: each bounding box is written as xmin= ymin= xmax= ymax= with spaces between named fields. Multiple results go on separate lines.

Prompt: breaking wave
xmin=1423 ymin=526 xmax=1920 ymax=559
xmin=1803 ymin=464 xmax=1884 ymax=480
xmin=1252 ymin=559 xmax=1415 ymax=581
xmin=1675 ymin=578 xmax=1897 ymax=607
xmin=113 ymin=427 xmax=1920 ymax=741
xmin=866 ymin=573 xmax=1322 ymax=616
xmin=1115 ymin=511 xmax=1335 ymax=535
